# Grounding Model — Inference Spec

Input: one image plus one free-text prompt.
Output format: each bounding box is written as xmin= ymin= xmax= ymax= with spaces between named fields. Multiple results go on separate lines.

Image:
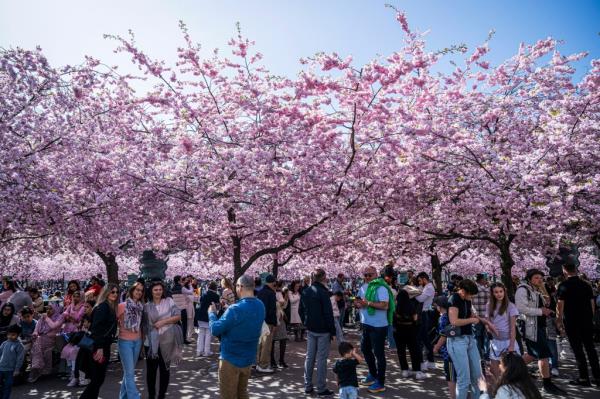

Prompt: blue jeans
xmin=387 ymin=324 xmax=396 ymax=349
xmin=418 ymin=310 xmax=434 ymax=362
xmin=118 ymin=338 xmax=142 ymax=399
xmin=339 ymin=386 xmax=358 ymax=399
xmin=304 ymin=331 xmax=331 ymax=393
xmin=547 ymin=339 xmax=559 ymax=369
xmin=447 ymin=335 xmax=481 ymax=399
xmin=0 ymin=370 xmax=13 ymax=399
xmin=334 ymin=317 xmax=345 ymax=343
xmin=361 ymin=324 xmax=387 ymax=385
xmin=474 ymin=323 xmax=490 ymax=361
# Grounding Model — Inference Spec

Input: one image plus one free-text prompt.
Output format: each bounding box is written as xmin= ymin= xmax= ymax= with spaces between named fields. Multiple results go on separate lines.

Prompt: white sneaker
xmin=79 ymin=377 xmax=90 ymax=386
xmin=551 ymin=368 xmax=559 ymax=377
xmin=426 ymin=361 xmax=435 ymax=369
xmin=401 ymin=370 xmax=411 ymax=378
xmin=256 ymin=366 xmax=275 ymax=373
xmin=204 ymin=352 xmax=213 ymax=357
xmin=420 ymin=362 xmax=429 ymax=371
xmin=67 ymin=378 xmax=78 ymax=387
xmin=415 ymin=371 xmax=427 ymax=380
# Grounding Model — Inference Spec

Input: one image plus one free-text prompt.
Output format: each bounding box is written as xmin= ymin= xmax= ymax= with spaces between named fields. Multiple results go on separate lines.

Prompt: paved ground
xmin=12 ymin=327 xmax=600 ymax=398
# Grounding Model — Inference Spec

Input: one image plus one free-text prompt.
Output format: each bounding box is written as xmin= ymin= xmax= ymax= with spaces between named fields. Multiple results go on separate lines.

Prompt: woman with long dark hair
xmin=143 ymin=281 xmax=182 ymax=399
xmin=393 ymin=289 xmax=424 ymax=379
xmin=0 ymin=279 xmax=16 ymax=307
xmin=0 ymin=303 xmax=18 ymax=344
xmin=485 ymin=282 xmax=519 ymax=382
xmin=79 ymin=284 xmax=119 ymax=399
xmin=64 ymin=280 xmax=82 ymax=307
xmin=479 ymin=352 xmax=542 ymax=398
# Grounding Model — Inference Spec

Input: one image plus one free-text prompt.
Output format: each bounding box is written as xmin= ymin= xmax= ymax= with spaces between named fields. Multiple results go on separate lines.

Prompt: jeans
xmin=0 ymin=370 xmax=13 ymax=399
xmin=258 ymin=325 xmax=274 ymax=368
xmin=387 ymin=325 xmax=396 ymax=349
xmin=304 ymin=331 xmax=331 ymax=392
xmin=418 ymin=310 xmax=434 ymax=362
xmin=547 ymin=338 xmax=559 ymax=369
xmin=339 ymin=386 xmax=358 ymax=399
xmin=146 ymin=348 xmax=169 ymax=399
xmin=446 ymin=335 xmax=482 ymax=399
xmin=394 ymin=324 xmax=421 ymax=371
xmin=474 ymin=322 xmax=490 ymax=361
xmin=361 ymin=324 xmax=387 ymax=385
xmin=118 ymin=338 xmax=142 ymax=399
xmin=334 ymin=316 xmax=345 ymax=343
xmin=218 ymin=359 xmax=251 ymax=399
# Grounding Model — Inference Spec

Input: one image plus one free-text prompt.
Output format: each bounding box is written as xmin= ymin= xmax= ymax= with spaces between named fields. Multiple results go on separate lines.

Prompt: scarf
xmin=124 ymin=298 xmax=143 ymax=332
xmin=144 ymin=298 xmax=183 ymax=366
xmin=365 ymin=278 xmax=396 ymax=324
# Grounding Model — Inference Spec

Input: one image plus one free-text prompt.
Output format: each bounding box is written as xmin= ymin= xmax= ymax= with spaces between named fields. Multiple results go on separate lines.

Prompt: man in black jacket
xmin=299 ymin=268 xmax=336 ymax=396
xmin=257 ymin=274 xmax=277 ymax=373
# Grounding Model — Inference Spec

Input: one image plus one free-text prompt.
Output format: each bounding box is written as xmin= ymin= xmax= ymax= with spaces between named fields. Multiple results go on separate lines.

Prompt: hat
xmin=433 ymin=295 xmax=449 ymax=309
xmin=265 ymin=274 xmax=276 ymax=283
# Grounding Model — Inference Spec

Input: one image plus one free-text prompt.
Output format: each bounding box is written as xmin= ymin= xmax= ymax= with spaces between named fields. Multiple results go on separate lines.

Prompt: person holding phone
xmin=196 ymin=281 xmax=220 ymax=357
xmin=79 ymin=284 xmax=119 ymax=399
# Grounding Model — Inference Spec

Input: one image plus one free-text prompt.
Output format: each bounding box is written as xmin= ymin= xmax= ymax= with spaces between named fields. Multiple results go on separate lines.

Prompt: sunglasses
xmin=110 ymin=290 xmax=118 ymax=294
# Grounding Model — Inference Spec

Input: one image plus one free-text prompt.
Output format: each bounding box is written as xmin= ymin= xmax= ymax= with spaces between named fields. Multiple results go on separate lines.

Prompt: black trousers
xmin=146 ymin=349 xmax=170 ymax=399
xmin=270 ymin=339 xmax=287 ymax=365
xmin=180 ymin=309 xmax=188 ymax=341
xmin=566 ymin=322 xmax=600 ymax=381
xmin=79 ymin=346 xmax=110 ymax=399
xmin=394 ymin=324 xmax=422 ymax=372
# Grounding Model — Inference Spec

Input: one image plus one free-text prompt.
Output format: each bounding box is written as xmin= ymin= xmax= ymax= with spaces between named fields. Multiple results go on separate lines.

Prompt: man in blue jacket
xmin=209 ymin=274 xmax=265 ymax=399
xmin=299 ymin=268 xmax=336 ymax=396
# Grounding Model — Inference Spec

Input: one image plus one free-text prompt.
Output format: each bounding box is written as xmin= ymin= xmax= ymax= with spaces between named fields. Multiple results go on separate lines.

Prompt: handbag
xmin=442 ymin=323 xmax=462 ymax=338
xmin=77 ymin=333 xmax=94 ymax=351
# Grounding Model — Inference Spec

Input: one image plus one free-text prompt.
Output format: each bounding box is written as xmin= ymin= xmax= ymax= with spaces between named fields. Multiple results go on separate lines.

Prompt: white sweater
xmin=480 ymin=385 xmax=526 ymax=399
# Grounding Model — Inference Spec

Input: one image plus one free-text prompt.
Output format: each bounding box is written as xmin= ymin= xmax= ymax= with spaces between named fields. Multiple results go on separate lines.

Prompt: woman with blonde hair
xmin=220 ymin=277 xmax=235 ymax=308
xmin=79 ymin=283 xmax=119 ymax=399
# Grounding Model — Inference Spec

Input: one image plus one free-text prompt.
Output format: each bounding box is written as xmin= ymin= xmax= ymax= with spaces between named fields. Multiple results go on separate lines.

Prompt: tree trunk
xmin=96 ymin=251 xmax=119 ymax=285
xmin=272 ymin=256 xmax=280 ymax=279
xmin=431 ymin=253 xmax=443 ymax=295
xmin=499 ymin=242 xmax=515 ymax=300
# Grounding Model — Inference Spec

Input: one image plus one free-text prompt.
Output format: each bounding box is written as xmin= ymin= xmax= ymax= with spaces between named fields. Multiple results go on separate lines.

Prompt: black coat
xmin=196 ymin=290 xmax=220 ymax=323
xmin=257 ymin=285 xmax=277 ymax=326
xmin=89 ymin=302 xmax=117 ymax=349
xmin=299 ymin=282 xmax=336 ymax=335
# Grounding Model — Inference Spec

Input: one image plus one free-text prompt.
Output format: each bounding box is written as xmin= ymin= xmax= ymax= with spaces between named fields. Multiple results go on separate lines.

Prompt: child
xmin=18 ymin=307 xmax=37 ymax=351
xmin=333 ymin=342 xmax=363 ymax=399
xmin=485 ymin=282 xmax=519 ymax=382
xmin=432 ymin=296 xmax=456 ymax=399
xmin=0 ymin=324 xmax=25 ymax=399
xmin=72 ymin=315 xmax=92 ymax=386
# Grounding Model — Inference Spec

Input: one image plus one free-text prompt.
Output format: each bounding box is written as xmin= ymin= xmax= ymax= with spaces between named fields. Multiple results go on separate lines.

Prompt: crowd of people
xmin=0 ymin=261 xmax=599 ymax=399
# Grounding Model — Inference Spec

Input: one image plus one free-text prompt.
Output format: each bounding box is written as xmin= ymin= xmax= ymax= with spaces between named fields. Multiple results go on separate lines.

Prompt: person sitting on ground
xmin=479 ymin=352 xmax=542 ymax=399
xmin=333 ymin=341 xmax=364 ymax=399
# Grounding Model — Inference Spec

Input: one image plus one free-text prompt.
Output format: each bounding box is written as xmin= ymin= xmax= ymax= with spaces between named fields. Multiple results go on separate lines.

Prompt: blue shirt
xmin=0 ymin=340 xmax=24 ymax=372
xmin=209 ymin=296 xmax=265 ymax=368
xmin=358 ymin=284 xmax=389 ymax=328
xmin=437 ymin=313 xmax=450 ymax=361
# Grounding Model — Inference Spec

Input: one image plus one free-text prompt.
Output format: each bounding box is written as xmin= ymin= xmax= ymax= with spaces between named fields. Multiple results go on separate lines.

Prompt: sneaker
xmin=415 ymin=371 xmax=427 ymax=380
xmin=420 ymin=362 xmax=429 ymax=371
xmin=279 ymin=362 xmax=289 ymax=368
xmin=79 ymin=377 xmax=90 ymax=386
xmin=67 ymin=377 xmax=78 ymax=387
xmin=304 ymin=387 xmax=314 ymax=394
xmin=543 ymin=382 xmax=566 ymax=395
xmin=359 ymin=374 xmax=376 ymax=386
xmin=367 ymin=381 xmax=386 ymax=393
xmin=401 ymin=370 xmax=411 ymax=378
xmin=568 ymin=379 xmax=591 ymax=387
xmin=551 ymin=368 xmax=560 ymax=377
xmin=256 ymin=366 xmax=275 ymax=373
xmin=27 ymin=370 xmax=40 ymax=383
xmin=317 ymin=389 xmax=334 ymax=396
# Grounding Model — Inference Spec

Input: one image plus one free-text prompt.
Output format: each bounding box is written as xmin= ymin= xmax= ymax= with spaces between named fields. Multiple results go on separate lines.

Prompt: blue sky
xmin=1 ymin=1 xmax=599 ymax=80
